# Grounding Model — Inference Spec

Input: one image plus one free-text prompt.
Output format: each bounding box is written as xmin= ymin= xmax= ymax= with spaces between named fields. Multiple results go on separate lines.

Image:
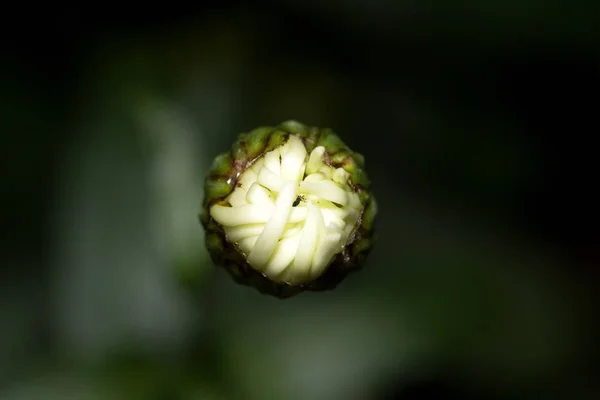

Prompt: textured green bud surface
xmin=201 ymin=121 xmax=377 ymax=298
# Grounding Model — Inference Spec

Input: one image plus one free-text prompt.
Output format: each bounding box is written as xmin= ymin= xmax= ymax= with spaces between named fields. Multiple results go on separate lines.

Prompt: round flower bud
xmin=200 ymin=121 xmax=377 ymax=298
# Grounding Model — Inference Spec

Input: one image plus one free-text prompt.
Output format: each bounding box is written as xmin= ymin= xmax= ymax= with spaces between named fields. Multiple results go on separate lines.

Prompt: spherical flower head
xmin=200 ymin=121 xmax=377 ymax=298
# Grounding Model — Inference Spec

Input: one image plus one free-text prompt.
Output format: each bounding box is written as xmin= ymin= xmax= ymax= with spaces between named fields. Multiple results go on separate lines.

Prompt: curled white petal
xmin=293 ymin=201 xmax=321 ymax=277
xmin=306 ymin=146 xmax=325 ymax=174
xmin=264 ymin=233 xmax=301 ymax=277
xmin=264 ymin=149 xmax=281 ymax=176
xmin=299 ymin=181 xmax=348 ymax=206
xmin=238 ymin=236 xmax=259 ymax=254
xmin=225 ymin=224 xmax=265 ymax=242
xmin=250 ymin=158 xmax=265 ymax=173
xmin=304 ymin=172 xmax=326 ymax=182
xmin=280 ymin=135 xmax=307 ymax=181
xmin=332 ymin=168 xmax=350 ymax=184
xmin=257 ymin=168 xmax=284 ymax=192
xmin=246 ymin=182 xmax=273 ymax=205
xmin=238 ymin=169 xmax=257 ymax=190
xmin=281 ymin=222 xmax=303 ymax=238
xmin=228 ymin=187 xmax=247 ymax=207
xmin=319 ymin=166 xmax=334 ymax=178
xmin=320 ymin=208 xmax=347 ymax=230
xmin=311 ymin=232 xmax=343 ymax=278
xmin=211 ymin=204 xmax=274 ymax=226
xmin=247 ymin=181 xmax=297 ymax=267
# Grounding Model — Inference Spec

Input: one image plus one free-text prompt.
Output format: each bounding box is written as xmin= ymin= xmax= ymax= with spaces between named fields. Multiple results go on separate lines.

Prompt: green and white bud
xmin=200 ymin=121 xmax=376 ymax=298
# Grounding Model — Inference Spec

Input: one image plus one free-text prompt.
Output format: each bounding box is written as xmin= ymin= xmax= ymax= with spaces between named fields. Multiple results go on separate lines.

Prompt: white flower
xmin=210 ymin=135 xmax=362 ymax=284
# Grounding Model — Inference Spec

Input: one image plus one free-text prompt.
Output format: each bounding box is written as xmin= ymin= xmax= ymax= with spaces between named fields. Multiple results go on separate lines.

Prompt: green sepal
xmin=209 ymin=153 xmax=232 ymax=176
xmin=246 ymin=127 xmax=274 ymax=158
xmin=265 ymin=130 xmax=288 ymax=152
xmin=279 ymin=120 xmax=308 ymax=135
xmin=351 ymin=168 xmax=371 ymax=189
xmin=317 ymin=128 xmax=346 ymax=153
xmin=361 ymin=196 xmax=377 ymax=231
xmin=330 ymin=149 xmax=351 ymax=165
xmin=352 ymin=152 xmax=365 ymax=168
xmin=231 ymin=138 xmax=247 ymax=161
xmin=205 ymin=177 xmax=234 ymax=200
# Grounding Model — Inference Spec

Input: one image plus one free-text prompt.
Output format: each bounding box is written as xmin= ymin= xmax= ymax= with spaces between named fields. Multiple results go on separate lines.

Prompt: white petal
xmin=299 ymin=181 xmax=348 ymax=206
xmin=348 ymin=192 xmax=362 ymax=210
xmin=306 ymin=146 xmax=325 ymax=174
xmin=238 ymin=236 xmax=259 ymax=254
xmin=280 ymin=135 xmax=307 ymax=182
xmin=228 ymin=187 xmax=247 ymax=207
xmin=264 ymin=234 xmax=301 ymax=277
xmin=225 ymin=224 xmax=264 ymax=242
xmin=257 ymin=167 xmax=284 ymax=192
xmin=248 ymin=182 xmax=297 ymax=267
xmin=264 ymin=149 xmax=281 ymax=176
xmin=211 ymin=204 xmax=274 ymax=226
xmin=332 ymin=168 xmax=350 ymax=184
xmin=303 ymin=172 xmax=326 ymax=183
xmin=250 ymin=158 xmax=265 ymax=172
xmin=319 ymin=166 xmax=333 ymax=178
xmin=320 ymin=209 xmax=346 ymax=233
xmin=246 ymin=182 xmax=273 ymax=205
xmin=281 ymin=222 xmax=303 ymax=238
xmin=289 ymin=207 xmax=308 ymax=223
xmin=238 ymin=169 xmax=257 ymax=191
xmin=293 ymin=201 xmax=320 ymax=275
xmin=310 ymin=232 xmax=342 ymax=279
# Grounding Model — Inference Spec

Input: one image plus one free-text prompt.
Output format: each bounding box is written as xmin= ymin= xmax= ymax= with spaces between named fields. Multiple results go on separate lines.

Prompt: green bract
xmin=200 ymin=121 xmax=377 ymax=298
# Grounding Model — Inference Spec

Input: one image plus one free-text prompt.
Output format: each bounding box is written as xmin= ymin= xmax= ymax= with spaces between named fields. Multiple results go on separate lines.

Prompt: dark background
xmin=2 ymin=2 xmax=599 ymax=399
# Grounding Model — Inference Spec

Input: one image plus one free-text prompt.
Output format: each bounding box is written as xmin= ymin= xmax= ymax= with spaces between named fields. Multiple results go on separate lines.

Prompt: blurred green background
xmin=1 ymin=2 xmax=599 ymax=399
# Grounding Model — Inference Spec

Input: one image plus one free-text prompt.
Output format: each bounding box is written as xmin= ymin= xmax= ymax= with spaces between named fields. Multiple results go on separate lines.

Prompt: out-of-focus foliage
xmin=1 ymin=1 xmax=598 ymax=399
